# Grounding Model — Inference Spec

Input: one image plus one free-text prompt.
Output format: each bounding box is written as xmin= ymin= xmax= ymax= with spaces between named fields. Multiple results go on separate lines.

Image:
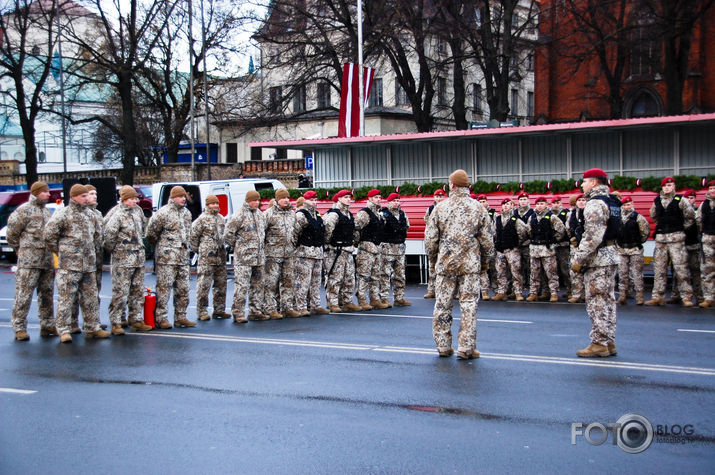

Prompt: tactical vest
xmin=382 ymin=208 xmax=407 ymax=244
xmin=488 ymin=208 xmax=496 ymax=221
xmin=654 ymin=195 xmax=684 ymax=234
xmin=590 ymin=194 xmax=622 ymax=242
xmin=359 ymin=207 xmax=383 ymax=245
xmin=297 ymin=209 xmax=325 ymax=247
xmin=515 ymin=207 xmax=535 ymax=224
xmin=326 ymin=208 xmax=354 ymax=247
xmin=556 ymin=209 xmax=570 ymax=242
xmin=530 ymin=211 xmax=555 ymax=245
xmin=702 ymin=199 xmax=715 ymax=235
xmin=617 ymin=212 xmax=643 ymax=248
xmin=495 ymin=215 xmax=520 ymax=252
xmin=569 ymin=209 xmax=585 ymax=245
xmin=427 ymin=204 xmax=435 ymax=216
xmin=684 ymin=223 xmax=699 ymax=246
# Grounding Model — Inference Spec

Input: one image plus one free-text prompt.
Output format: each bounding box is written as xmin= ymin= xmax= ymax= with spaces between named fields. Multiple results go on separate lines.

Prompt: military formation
xmin=8 ymin=175 xmax=714 ymax=359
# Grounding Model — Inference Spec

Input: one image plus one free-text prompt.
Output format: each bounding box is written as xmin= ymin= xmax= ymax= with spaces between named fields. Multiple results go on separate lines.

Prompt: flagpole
xmin=55 ymin=3 xmax=67 ymax=176
xmin=357 ymin=0 xmax=364 ymax=137
xmin=188 ymin=0 xmax=196 ymax=181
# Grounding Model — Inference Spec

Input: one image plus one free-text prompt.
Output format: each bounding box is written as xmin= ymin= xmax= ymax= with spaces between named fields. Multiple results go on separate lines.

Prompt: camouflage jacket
xmin=381 ymin=206 xmax=411 ymax=256
xmin=88 ymin=203 xmax=104 ymax=268
xmin=103 ymin=203 xmax=146 ymax=268
xmin=190 ymin=207 xmax=226 ymax=266
xmin=44 ymin=200 xmax=99 ymax=272
xmin=424 ymin=186 xmax=495 ymax=275
xmin=649 ymin=191 xmax=696 ymax=243
xmin=528 ymin=208 xmax=567 ymax=258
xmin=6 ymin=194 xmax=54 ymax=269
xmin=263 ymin=201 xmax=297 ymax=258
xmin=224 ymin=202 xmax=266 ymax=267
xmin=697 ymin=192 xmax=714 ymax=233
xmin=323 ymin=202 xmax=356 ymax=252
xmin=145 ymin=200 xmax=192 ymax=265
xmin=617 ymin=208 xmax=650 ymax=256
xmin=516 ymin=205 xmax=534 ymax=246
xmin=572 ymin=185 xmax=619 ymax=268
xmin=293 ymin=203 xmax=324 ymax=260
xmin=354 ymin=201 xmax=383 ymax=254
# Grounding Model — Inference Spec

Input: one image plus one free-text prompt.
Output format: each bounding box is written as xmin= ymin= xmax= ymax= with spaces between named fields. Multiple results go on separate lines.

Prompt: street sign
xmin=305 ymin=156 xmax=314 ymax=170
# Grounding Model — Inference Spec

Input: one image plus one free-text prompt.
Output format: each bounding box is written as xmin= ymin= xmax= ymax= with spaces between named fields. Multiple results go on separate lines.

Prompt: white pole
xmin=357 ymin=0 xmax=364 ymax=137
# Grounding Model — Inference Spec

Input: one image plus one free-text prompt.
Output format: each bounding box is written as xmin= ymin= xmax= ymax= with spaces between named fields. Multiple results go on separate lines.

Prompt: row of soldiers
xmin=424 ymin=177 xmax=715 ymax=309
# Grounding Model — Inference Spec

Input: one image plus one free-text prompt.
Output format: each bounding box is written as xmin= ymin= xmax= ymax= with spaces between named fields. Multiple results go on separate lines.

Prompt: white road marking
xmin=338 ymin=312 xmax=532 ymax=324
xmin=678 ymin=329 xmax=715 ymax=334
xmin=0 ymin=387 xmax=37 ymax=395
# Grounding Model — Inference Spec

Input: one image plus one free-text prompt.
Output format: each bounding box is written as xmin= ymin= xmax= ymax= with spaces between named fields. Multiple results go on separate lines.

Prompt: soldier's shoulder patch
xmin=510 ymin=216 xmax=517 ymax=222
xmin=545 ymin=215 xmax=551 ymax=220
xmin=674 ymin=196 xmax=681 ymax=201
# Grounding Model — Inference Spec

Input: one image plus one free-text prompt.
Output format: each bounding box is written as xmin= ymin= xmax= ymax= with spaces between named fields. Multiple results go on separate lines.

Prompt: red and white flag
xmin=338 ymin=62 xmax=374 ymax=138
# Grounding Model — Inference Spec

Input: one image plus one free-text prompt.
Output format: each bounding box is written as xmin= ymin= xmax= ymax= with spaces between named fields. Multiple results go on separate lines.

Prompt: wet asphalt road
xmin=0 ymin=268 xmax=713 ymax=474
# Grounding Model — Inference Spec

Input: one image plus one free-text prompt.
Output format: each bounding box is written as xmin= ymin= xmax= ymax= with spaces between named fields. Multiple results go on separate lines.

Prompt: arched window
xmin=624 ymin=87 xmax=663 ymax=118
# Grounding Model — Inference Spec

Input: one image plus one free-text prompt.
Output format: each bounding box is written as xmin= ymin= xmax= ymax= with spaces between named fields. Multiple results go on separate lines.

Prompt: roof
xmin=248 ymin=113 xmax=715 ymax=149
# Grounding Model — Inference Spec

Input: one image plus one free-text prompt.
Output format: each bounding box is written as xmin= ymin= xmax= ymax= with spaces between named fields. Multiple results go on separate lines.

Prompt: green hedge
xmin=259 ymin=174 xmax=715 ymax=200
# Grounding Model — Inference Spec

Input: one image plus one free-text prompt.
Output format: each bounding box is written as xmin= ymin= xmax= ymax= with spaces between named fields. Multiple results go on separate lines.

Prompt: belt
xmin=598 ymin=239 xmax=616 ymax=248
xmin=618 ymin=242 xmax=642 ymax=249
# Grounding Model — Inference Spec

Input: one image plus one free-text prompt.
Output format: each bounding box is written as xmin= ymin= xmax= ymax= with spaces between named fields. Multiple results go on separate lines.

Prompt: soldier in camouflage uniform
xmin=514 ymin=193 xmax=535 ymax=287
xmin=493 ymin=198 xmax=528 ymax=301
xmin=379 ymin=193 xmax=412 ymax=307
xmin=670 ymin=189 xmax=703 ymax=304
xmin=568 ymin=194 xmax=587 ymax=303
xmin=572 ymin=169 xmax=621 ymax=358
xmin=425 ymin=169 xmax=494 ymax=360
xmin=224 ymin=190 xmax=268 ymax=322
xmin=646 ymin=177 xmax=695 ymax=307
xmin=7 ymin=182 xmax=56 ymax=341
xmin=70 ymin=184 xmax=105 ymax=333
xmin=697 ymin=180 xmax=715 ymax=308
xmin=551 ymin=196 xmax=572 ymax=298
xmin=616 ymin=196 xmax=650 ymax=305
xmin=423 ymin=189 xmax=446 ymax=299
xmin=293 ymin=190 xmax=329 ymax=316
xmin=45 ymin=184 xmax=110 ymax=343
xmin=354 ymin=189 xmax=386 ymax=310
xmin=190 ymin=194 xmax=229 ymax=321
xmin=104 ymin=186 xmax=152 ymax=334
xmin=323 ymin=190 xmax=359 ymax=313
xmin=477 ymin=194 xmax=497 ymax=300
xmin=262 ymin=188 xmax=301 ymax=319
xmin=526 ymin=197 xmax=566 ymax=302
xmin=145 ymin=186 xmax=196 ymax=328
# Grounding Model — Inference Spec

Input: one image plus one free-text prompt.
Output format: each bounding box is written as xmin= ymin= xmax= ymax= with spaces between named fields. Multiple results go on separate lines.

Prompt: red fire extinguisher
xmin=144 ymin=287 xmax=157 ymax=328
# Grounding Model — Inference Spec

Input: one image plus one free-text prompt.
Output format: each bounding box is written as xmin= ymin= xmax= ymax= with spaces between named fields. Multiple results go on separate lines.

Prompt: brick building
xmin=534 ymin=0 xmax=715 ymax=122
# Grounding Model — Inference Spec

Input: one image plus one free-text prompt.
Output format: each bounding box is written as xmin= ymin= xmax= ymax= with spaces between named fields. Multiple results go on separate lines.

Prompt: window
xmin=269 ymin=86 xmax=282 ymax=115
xmin=395 ymin=80 xmax=410 ymax=106
xmin=511 ymin=88 xmax=519 ymax=116
xmin=437 ymin=38 xmax=446 ymax=55
xmin=472 ymin=83 xmax=482 ymax=113
xmin=510 ymin=53 xmax=519 ymax=71
xmin=526 ymin=53 xmax=534 ymax=72
xmin=368 ymin=78 xmax=383 ymax=107
xmin=293 ymin=84 xmax=306 ymax=113
xmin=437 ymin=77 xmax=447 ymax=106
xmin=317 ymin=81 xmax=331 ymax=108
xmin=527 ymin=91 xmax=534 ymax=118
xmin=630 ymin=23 xmax=659 ymax=77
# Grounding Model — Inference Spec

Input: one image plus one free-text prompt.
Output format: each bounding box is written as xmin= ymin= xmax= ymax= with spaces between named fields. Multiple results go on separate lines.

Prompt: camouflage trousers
xmin=584 ymin=265 xmax=617 ymax=346
xmin=11 ymin=267 xmax=54 ymax=332
xmin=671 ymin=248 xmax=703 ymax=301
xmin=701 ymin=235 xmax=715 ymax=301
xmin=355 ymin=250 xmax=381 ymax=303
xmin=155 ymin=264 xmax=190 ymax=323
xmin=495 ymin=248 xmax=523 ymax=295
xmin=652 ymin=240 xmax=692 ymax=300
xmin=196 ymin=264 xmax=227 ymax=317
xmin=264 ymin=257 xmax=295 ymax=314
xmin=231 ymin=265 xmax=264 ymax=316
xmin=380 ymin=253 xmax=406 ymax=301
xmin=426 ymin=255 xmax=437 ymax=294
xmin=55 ymin=269 xmax=101 ymax=335
xmin=108 ymin=266 xmax=145 ymax=325
xmin=519 ymin=245 xmax=531 ymax=288
xmin=295 ymin=257 xmax=322 ymax=311
xmin=555 ymin=245 xmax=571 ymax=295
xmin=324 ymin=248 xmax=355 ymax=307
xmin=570 ymin=252 xmax=584 ymax=299
xmin=529 ymin=255 xmax=559 ymax=295
xmin=432 ymin=273 xmax=479 ymax=353
xmin=617 ymin=252 xmax=644 ymax=297
xmin=71 ymin=266 xmax=102 ymax=329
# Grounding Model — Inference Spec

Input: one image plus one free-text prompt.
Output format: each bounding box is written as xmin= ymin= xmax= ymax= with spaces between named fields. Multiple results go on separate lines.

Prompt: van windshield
xmin=253 ymin=182 xmax=275 ymax=192
xmin=160 ymin=184 xmax=202 ymax=221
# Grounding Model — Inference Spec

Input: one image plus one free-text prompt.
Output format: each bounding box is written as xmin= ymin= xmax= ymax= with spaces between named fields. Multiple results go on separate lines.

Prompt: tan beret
xmin=170 ymin=186 xmax=187 ymax=199
xmin=120 ymin=185 xmax=138 ymax=202
xmin=449 ymin=169 xmax=470 ymax=188
xmin=85 ymin=184 xmax=97 ymax=192
xmin=205 ymin=194 xmax=219 ymax=206
xmin=30 ymin=181 xmax=49 ymax=196
xmin=70 ymin=184 xmax=88 ymax=197
xmin=275 ymin=188 xmax=290 ymax=200
xmin=245 ymin=190 xmax=260 ymax=202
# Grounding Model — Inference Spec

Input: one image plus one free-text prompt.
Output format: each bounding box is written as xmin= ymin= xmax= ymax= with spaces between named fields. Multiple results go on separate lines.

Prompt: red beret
xmin=332 ymin=189 xmax=351 ymax=202
xmin=576 ymin=193 xmax=585 ymax=200
xmin=535 ymin=197 xmax=547 ymax=203
xmin=708 ymin=179 xmax=715 ymax=187
xmin=517 ymin=192 xmax=529 ymax=199
xmin=551 ymin=196 xmax=561 ymax=203
xmin=386 ymin=192 xmax=400 ymax=202
xmin=682 ymin=189 xmax=696 ymax=198
xmin=303 ymin=190 xmax=317 ymax=200
xmin=622 ymin=196 xmax=633 ymax=204
xmin=583 ymin=168 xmax=607 ymax=179
xmin=501 ymin=198 xmax=512 ymax=205
xmin=433 ymin=189 xmax=445 ymax=196
xmin=367 ymin=189 xmax=381 ymax=198
xmin=661 ymin=176 xmax=675 ymax=186
xmin=470 ymin=193 xmax=478 ymax=199
xmin=477 ymin=194 xmax=487 ymax=200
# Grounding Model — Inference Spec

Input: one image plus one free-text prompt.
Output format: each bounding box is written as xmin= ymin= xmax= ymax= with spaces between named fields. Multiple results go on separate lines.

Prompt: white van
xmin=151 ymin=178 xmax=286 ymax=220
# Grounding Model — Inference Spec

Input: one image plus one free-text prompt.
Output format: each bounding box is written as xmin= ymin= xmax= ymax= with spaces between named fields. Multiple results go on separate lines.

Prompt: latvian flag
xmin=338 ymin=62 xmax=375 ymax=138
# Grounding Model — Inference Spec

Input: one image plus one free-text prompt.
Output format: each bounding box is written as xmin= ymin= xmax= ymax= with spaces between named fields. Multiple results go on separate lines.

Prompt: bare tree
xmin=0 ymin=0 xmax=59 ymax=186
